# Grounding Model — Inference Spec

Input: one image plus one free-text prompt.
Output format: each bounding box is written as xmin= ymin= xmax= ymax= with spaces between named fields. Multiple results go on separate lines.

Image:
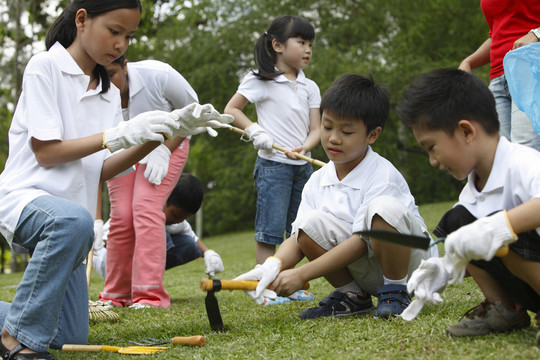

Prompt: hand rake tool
xmin=200 ymin=279 xmax=310 ymax=332
xmin=228 ymin=126 xmax=327 ymax=167
xmin=128 ymin=335 xmax=206 ymax=347
xmin=62 ymin=344 xmax=168 ymax=355
xmin=86 ymin=248 xmax=120 ymax=323
xmin=356 ymin=229 xmax=509 ymax=257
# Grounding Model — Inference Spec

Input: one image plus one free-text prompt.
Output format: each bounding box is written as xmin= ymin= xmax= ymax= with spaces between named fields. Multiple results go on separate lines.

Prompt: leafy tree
xmin=0 ymin=0 xmax=492 ymax=237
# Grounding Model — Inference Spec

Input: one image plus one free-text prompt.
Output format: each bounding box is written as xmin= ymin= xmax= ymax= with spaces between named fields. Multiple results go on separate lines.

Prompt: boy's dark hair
xmin=167 ymin=173 xmax=204 ymax=215
xmin=45 ymin=0 xmax=141 ymax=93
xmin=320 ymin=74 xmax=389 ymax=132
xmin=397 ymin=68 xmax=499 ymax=135
xmin=253 ymin=15 xmax=315 ymax=80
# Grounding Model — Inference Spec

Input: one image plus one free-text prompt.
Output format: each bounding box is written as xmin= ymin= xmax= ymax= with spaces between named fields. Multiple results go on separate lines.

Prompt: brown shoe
xmin=446 ymin=299 xmax=530 ymax=337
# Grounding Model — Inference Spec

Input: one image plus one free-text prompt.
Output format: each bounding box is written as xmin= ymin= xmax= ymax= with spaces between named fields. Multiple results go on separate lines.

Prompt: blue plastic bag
xmin=503 ymin=42 xmax=540 ymax=135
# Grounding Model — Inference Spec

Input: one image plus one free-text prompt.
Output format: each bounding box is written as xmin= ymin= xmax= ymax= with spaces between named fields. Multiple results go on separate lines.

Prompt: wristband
xmin=267 ymin=256 xmax=282 ymax=270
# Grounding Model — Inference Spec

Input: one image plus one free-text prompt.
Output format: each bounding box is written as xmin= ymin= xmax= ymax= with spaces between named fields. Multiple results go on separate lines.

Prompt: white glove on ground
xmin=170 ymin=103 xmax=234 ymax=138
xmin=139 ymin=144 xmax=171 ymax=185
xmin=234 ymin=256 xmax=282 ymax=305
xmin=401 ymin=256 xmax=451 ymax=321
xmin=204 ymin=249 xmax=224 ymax=277
xmin=444 ymin=210 xmax=517 ymax=284
xmin=93 ymin=219 xmax=104 ymax=251
xmin=245 ymin=124 xmax=275 ymax=154
xmin=103 ymin=110 xmax=177 ymax=152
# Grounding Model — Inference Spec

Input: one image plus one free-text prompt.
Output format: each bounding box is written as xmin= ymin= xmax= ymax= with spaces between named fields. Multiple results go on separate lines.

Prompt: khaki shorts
xmin=292 ymin=195 xmax=432 ymax=295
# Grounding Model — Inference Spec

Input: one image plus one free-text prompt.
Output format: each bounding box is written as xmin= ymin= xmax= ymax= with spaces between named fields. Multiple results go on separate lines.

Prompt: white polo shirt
xmin=237 ymin=69 xmax=321 ymax=165
xmin=0 ymin=42 xmax=122 ymax=245
xmin=457 ymin=136 xmax=540 ymax=235
xmin=295 ymin=146 xmax=427 ymax=235
xmin=124 ymin=60 xmax=198 ymax=119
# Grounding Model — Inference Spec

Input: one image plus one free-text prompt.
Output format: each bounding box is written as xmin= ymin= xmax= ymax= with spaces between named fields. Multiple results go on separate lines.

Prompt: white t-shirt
xmin=0 ymin=42 xmax=122 ymax=245
xmin=237 ymin=69 xmax=321 ymax=164
xmin=295 ymin=146 xmax=428 ymax=236
xmin=124 ymin=60 xmax=198 ymax=118
xmin=457 ymin=136 xmax=540 ymax=235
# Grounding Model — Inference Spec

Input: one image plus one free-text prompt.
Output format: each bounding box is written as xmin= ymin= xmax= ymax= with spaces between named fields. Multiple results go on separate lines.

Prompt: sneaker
xmin=93 ymin=300 xmax=114 ymax=309
xmin=374 ymin=284 xmax=411 ymax=318
xmin=266 ymin=290 xmax=315 ymax=305
xmin=446 ymin=299 xmax=530 ymax=337
xmin=129 ymin=303 xmax=152 ymax=310
xmin=266 ymin=296 xmax=292 ymax=305
xmin=298 ymin=291 xmax=373 ymax=319
xmin=288 ymin=290 xmax=315 ymax=301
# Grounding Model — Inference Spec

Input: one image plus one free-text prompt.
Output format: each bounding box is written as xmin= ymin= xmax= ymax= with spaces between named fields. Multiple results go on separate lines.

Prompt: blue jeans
xmin=489 ymin=74 xmax=512 ymax=140
xmin=490 ymin=74 xmax=540 ymax=150
xmin=165 ymin=232 xmax=202 ymax=270
xmin=253 ymin=157 xmax=313 ymax=245
xmin=0 ymin=196 xmax=93 ymax=352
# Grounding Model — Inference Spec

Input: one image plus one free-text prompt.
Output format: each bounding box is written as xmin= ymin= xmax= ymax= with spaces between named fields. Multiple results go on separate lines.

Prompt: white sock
xmin=383 ymin=275 xmax=408 ymax=286
xmin=335 ymin=281 xmax=364 ymax=296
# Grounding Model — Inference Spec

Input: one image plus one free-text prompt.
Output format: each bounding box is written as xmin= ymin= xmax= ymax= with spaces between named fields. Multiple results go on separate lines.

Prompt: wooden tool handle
xmin=495 ymin=244 xmax=509 ymax=257
xmin=200 ymin=279 xmax=310 ymax=291
xmin=171 ymin=336 xmax=206 ymax=346
xmin=62 ymin=344 xmax=106 ymax=352
xmin=86 ymin=248 xmax=94 ymax=291
xmin=229 ymin=126 xmax=326 ymax=167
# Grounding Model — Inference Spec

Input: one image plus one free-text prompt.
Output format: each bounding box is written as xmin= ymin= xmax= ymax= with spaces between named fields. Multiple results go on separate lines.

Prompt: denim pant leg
xmin=510 ymin=100 xmax=540 ymax=151
xmin=3 ymin=196 xmax=93 ymax=352
xmin=489 ymin=75 xmax=511 ymax=140
xmin=285 ymin=163 xmax=312 ymax=238
xmin=165 ymin=233 xmax=202 ymax=270
xmin=253 ymin=158 xmax=295 ymax=245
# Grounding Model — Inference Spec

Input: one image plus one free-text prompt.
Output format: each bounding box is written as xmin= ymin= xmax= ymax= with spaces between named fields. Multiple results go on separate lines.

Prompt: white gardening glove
xmin=234 ymin=256 xmax=282 ymax=305
xmin=204 ymin=249 xmax=224 ymax=277
xmin=245 ymin=123 xmax=275 ymax=155
xmin=93 ymin=219 xmax=104 ymax=251
xmin=139 ymin=144 xmax=171 ymax=185
xmin=444 ymin=210 xmax=517 ymax=284
xmin=103 ymin=110 xmax=177 ymax=152
xmin=170 ymin=103 xmax=234 ymax=138
xmin=400 ymin=257 xmax=451 ymax=321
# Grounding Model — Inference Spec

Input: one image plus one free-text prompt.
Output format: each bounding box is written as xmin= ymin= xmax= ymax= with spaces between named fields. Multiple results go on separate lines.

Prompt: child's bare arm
xmin=289 ymin=108 xmax=321 ymax=157
xmin=507 ymin=198 xmax=540 ymax=234
xmin=288 ymin=234 xmax=367 ymax=283
xmin=224 ymin=93 xmax=252 ymax=129
xmin=274 ymin=235 xmax=305 ymax=269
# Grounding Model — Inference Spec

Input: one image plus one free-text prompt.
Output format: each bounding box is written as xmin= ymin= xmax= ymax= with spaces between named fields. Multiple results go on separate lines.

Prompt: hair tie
xmin=264 ymin=31 xmax=268 ymax=36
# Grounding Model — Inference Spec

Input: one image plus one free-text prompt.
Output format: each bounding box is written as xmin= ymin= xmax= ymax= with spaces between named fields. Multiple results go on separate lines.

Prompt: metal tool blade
xmin=356 ymin=229 xmax=433 ymax=250
xmin=205 ymin=291 xmax=225 ymax=332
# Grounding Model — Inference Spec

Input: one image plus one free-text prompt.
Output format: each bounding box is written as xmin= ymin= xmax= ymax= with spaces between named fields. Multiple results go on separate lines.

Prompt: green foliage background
xmin=0 ymin=0 xmax=490 ymax=236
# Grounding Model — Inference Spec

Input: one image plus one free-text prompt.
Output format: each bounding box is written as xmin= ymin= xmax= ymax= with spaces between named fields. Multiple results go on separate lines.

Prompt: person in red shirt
xmin=459 ymin=0 xmax=540 ymax=150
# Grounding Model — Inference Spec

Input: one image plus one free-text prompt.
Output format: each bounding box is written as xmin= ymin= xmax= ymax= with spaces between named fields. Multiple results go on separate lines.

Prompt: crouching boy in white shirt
xmin=235 ymin=74 xmax=436 ymax=319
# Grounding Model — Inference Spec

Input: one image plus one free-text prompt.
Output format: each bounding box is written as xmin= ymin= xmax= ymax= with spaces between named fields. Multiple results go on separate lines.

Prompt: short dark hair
xmin=397 ymin=68 xmax=499 ymax=135
xmin=167 ymin=173 xmax=204 ymax=214
xmin=320 ymin=74 xmax=389 ymax=132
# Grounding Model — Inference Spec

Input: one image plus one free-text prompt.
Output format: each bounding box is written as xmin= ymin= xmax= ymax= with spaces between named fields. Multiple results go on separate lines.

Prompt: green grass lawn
xmin=1 ymin=201 xmax=539 ymax=359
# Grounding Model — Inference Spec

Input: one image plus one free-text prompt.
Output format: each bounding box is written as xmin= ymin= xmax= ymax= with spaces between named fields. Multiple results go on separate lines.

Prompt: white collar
xmin=320 ymin=146 xmax=375 ymax=190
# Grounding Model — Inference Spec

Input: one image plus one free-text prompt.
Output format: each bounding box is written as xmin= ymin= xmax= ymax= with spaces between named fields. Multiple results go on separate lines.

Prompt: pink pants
xmin=99 ymin=140 xmax=189 ymax=307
